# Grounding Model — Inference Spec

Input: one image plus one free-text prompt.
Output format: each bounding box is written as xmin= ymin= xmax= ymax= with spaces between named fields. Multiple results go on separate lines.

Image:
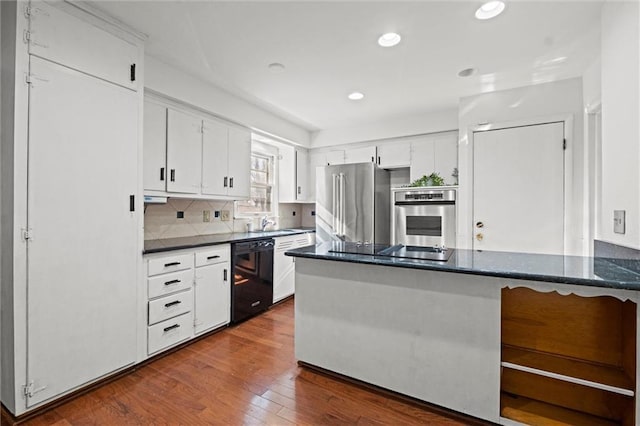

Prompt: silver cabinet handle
xmin=332 ymin=174 xmax=339 ymax=234
xmin=230 ymin=177 xmax=234 ymax=188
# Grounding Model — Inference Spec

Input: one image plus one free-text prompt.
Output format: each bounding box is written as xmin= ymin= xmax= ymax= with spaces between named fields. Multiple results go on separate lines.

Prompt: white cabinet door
xmin=143 ymin=100 xmax=167 ymax=192
xmin=307 ymin=151 xmax=326 ymax=201
xmin=378 ymin=143 xmax=411 ymax=168
xmin=326 ymin=150 xmax=345 ymax=165
xmin=274 ymin=237 xmax=296 ymax=302
xmin=344 ymin=146 xmax=376 ymax=164
xmin=473 ymin=122 xmax=565 ymax=254
xmin=227 ymin=127 xmax=251 ymax=199
xmin=28 ymin=1 xmax=138 ymax=90
xmin=202 ymin=119 xmax=229 ymax=196
xmin=278 ymin=144 xmax=296 ymax=202
xmin=296 ymin=149 xmax=309 ymax=201
xmin=410 ymin=140 xmax=435 ymax=182
xmin=434 ymin=134 xmax=458 ymax=185
xmin=194 ymin=263 xmax=230 ymax=334
xmin=26 ymin=57 xmax=138 ymax=407
xmin=167 ymin=109 xmax=202 ymax=194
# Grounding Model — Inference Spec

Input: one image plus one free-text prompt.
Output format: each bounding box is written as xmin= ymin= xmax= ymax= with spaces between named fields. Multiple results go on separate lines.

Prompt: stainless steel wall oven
xmin=391 ymin=188 xmax=456 ymax=248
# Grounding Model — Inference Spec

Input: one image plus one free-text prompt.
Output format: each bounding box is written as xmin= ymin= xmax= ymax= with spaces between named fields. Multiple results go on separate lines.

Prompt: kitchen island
xmin=286 ymin=243 xmax=640 ymax=425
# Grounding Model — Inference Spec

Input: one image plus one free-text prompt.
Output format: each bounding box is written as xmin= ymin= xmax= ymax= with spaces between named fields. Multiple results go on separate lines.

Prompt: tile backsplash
xmin=144 ymin=199 xmax=310 ymax=240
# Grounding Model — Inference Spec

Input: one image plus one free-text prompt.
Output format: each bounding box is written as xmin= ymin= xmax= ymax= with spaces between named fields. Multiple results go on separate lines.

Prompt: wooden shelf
xmin=502 ymin=345 xmax=635 ymax=397
xmin=501 ymin=393 xmax=619 ymax=426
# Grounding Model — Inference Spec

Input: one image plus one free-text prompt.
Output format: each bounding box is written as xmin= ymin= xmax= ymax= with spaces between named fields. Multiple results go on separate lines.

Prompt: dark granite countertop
xmin=285 ymin=242 xmax=640 ymax=291
xmin=144 ymin=228 xmax=315 ymax=254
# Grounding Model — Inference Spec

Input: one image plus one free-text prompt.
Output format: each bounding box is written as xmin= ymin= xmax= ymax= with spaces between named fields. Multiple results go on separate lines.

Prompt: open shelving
xmin=500 ymin=287 xmax=636 ymax=426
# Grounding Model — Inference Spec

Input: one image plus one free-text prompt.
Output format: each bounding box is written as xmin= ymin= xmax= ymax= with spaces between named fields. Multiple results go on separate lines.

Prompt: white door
xmin=278 ymin=144 xmax=296 ymax=202
xmin=410 ymin=139 xmax=435 ymax=182
xmin=296 ymin=149 xmax=309 ymax=201
xmin=194 ymin=263 xmax=230 ymax=335
xmin=377 ymin=143 xmax=410 ymax=169
xmin=434 ymin=135 xmax=458 ymax=185
xmin=344 ymin=146 xmax=376 ymax=164
xmin=167 ymin=109 xmax=202 ymax=194
xmin=26 ymin=57 xmax=138 ymax=406
xmin=273 ymin=237 xmax=296 ymax=303
xmin=473 ymin=122 xmax=565 ymax=254
xmin=28 ymin=1 xmax=138 ymax=90
xmin=202 ymin=119 xmax=229 ymax=196
xmin=143 ymin=100 xmax=167 ymax=192
xmin=227 ymin=127 xmax=251 ymax=199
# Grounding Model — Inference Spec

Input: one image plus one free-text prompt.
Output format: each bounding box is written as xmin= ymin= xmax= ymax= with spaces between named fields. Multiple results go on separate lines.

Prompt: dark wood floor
xmin=10 ymin=298 xmax=485 ymax=425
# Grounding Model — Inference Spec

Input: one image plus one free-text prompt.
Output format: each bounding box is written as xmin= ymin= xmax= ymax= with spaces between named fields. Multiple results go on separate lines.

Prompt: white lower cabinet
xmin=194 ymin=246 xmax=231 ymax=335
xmin=148 ymin=312 xmax=194 ymax=356
xmin=144 ymin=245 xmax=230 ymax=356
xmin=274 ymin=233 xmax=316 ymax=303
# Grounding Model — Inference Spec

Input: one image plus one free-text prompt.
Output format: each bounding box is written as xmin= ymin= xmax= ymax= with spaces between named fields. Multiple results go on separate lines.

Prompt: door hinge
xmin=23 ymin=30 xmax=31 ymax=44
xmin=22 ymin=228 xmax=33 ymax=241
xmin=563 ymin=139 xmax=567 ymax=150
xmin=24 ymin=5 xmax=49 ymax=19
xmin=23 ymin=381 xmax=47 ymax=398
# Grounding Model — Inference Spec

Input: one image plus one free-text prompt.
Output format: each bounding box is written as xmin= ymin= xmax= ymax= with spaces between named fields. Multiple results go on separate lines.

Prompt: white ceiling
xmin=94 ymin=1 xmax=602 ymax=132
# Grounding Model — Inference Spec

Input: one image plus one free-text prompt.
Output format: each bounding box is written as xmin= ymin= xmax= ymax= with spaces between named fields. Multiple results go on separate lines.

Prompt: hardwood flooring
xmin=8 ymin=299 xmax=488 ymax=425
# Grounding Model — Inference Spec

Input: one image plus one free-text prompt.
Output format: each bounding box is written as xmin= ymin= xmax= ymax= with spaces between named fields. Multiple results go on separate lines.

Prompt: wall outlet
xmin=176 ymin=211 xmax=184 ymax=219
xmin=203 ymin=210 xmax=211 ymax=222
xmin=614 ymin=210 xmax=626 ymax=234
xmin=221 ymin=210 xmax=230 ymax=221
xmin=311 ymin=210 xmax=316 ymax=216
xmin=292 ymin=211 xmax=296 ymax=216
xmin=214 ymin=210 xmax=221 ymax=221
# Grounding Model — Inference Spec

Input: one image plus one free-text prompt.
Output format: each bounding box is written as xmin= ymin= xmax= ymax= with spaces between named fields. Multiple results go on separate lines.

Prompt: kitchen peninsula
xmin=286 ymin=243 xmax=640 ymax=425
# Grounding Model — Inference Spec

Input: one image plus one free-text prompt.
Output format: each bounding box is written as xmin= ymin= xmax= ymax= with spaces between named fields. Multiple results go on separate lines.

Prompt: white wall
xmin=583 ymin=59 xmax=601 ymax=110
xmin=458 ymin=78 xmax=585 ymax=255
xmin=310 ymin=107 xmax=458 ymax=148
xmin=599 ymin=1 xmax=640 ymax=249
xmin=144 ymin=55 xmax=311 ymax=147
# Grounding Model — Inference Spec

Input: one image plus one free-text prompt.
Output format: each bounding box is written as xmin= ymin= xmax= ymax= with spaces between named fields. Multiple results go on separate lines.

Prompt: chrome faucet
xmin=260 ymin=216 xmax=276 ymax=231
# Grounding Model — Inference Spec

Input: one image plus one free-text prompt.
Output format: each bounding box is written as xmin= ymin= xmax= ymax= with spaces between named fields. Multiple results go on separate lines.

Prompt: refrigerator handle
xmin=339 ymin=173 xmax=346 ymax=237
xmin=331 ymin=173 xmax=340 ymax=235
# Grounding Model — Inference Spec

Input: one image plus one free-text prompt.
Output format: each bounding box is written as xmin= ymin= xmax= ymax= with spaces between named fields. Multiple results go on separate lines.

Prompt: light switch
xmin=614 ymin=210 xmax=625 ymax=234
xmin=203 ymin=210 xmax=211 ymax=222
xmin=221 ymin=210 xmax=230 ymax=221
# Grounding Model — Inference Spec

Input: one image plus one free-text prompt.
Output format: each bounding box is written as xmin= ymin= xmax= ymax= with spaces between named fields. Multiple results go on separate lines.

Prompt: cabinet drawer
xmin=148 ymin=269 xmax=193 ymax=299
xmin=148 ymin=253 xmax=194 ymax=276
xmin=195 ymin=245 xmax=230 ymax=267
xmin=148 ymin=312 xmax=193 ymax=355
xmin=148 ymin=289 xmax=193 ymax=325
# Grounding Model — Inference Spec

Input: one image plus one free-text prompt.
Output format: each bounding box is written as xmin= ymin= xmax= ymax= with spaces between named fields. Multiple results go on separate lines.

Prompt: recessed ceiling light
xmin=378 ymin=32 xmax=402 ymax=47
xmin=268 ymin=63 xmax=286 ymax=73
xmin=348 ymin=92 xmax=365 ymax=101
xmin=475 ymin=1 xmax=505 ymax=20
xmin=458 ymin=67 xmax=477 ymax=77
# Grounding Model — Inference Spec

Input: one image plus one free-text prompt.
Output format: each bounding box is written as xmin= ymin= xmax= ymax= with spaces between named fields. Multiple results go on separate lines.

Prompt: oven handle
xmin=394 ymin=201 xmax=456 ymax=206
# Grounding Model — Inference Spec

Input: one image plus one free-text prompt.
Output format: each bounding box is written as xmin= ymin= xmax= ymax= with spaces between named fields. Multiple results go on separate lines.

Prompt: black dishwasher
xmin=231 ymin=238 xmax=274 ymax=323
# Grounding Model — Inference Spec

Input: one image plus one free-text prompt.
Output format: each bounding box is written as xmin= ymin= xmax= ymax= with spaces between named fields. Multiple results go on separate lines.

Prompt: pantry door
xmin=26 ymin=56 xmax=138 ymax=406
xmin=472 ymin=122 xmax=565 ymax=255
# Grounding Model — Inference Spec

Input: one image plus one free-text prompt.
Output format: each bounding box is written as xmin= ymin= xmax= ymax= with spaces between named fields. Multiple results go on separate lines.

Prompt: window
xmin=236 ymin=153 xmax=275 ymax=216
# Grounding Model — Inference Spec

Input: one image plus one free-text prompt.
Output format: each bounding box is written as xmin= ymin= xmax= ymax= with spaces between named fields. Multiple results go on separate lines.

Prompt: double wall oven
xmin=391 ymin=188 xmax=456 ymax=248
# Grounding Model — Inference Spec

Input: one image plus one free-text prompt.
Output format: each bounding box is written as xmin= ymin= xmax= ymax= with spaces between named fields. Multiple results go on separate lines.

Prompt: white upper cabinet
xmin=227 ymin=126 xmax=251 ymax=199
xmin=167 ymin=109 xmax=202 ymax=194
xmin=326 ymin=150 xmax=345 ymax=165
xmin=202 ymin=119 xmax=229 ymax=196
xmin=433 ymin=136 xmax=458 ymax=184
xmin=27 ymin=1 xmax=138 ymax=90
xmin=296 ymin=149 xmax=309 ymax=201
xmin=143 ymin=101 xmax=167 ymax=192
xmin=344 ymin=146 xmax=376 ymax=164
xmin=279 ymin=145 xmax=309 ymax=202
xmin=377 ymin=143 xmax=411 ymax=168
xmin=410 ymin=132 xmax=458 ymax=184
xmin=144 ymin=102 xmax=252 ymax=200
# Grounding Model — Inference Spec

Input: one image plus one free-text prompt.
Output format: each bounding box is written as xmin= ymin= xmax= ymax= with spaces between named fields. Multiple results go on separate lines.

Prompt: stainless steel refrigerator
xmin=316 ymin=162 xmax=390 ymax=244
